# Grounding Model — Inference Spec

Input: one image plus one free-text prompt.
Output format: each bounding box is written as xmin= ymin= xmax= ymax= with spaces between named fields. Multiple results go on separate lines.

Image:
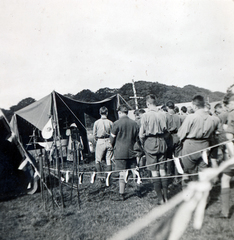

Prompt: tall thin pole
xmin=132 ymin=79 xmax=138 ymax=109
xmin=129 ymin=79 xmax=143 ymax=110
xmin=52 ymin=91 xmax=65 ymax=208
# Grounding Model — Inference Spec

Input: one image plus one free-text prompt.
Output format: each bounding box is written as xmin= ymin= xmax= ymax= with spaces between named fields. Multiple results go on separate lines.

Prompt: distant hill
xmin=72 ymin=81 xmax=225 ymax=109
xmin=2 ymin=81 xmax=225 ymax=121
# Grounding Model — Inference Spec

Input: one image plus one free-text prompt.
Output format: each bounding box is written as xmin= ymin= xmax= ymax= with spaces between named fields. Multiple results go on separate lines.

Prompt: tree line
xmin=2 ymin=81 xmax=224 ymax=121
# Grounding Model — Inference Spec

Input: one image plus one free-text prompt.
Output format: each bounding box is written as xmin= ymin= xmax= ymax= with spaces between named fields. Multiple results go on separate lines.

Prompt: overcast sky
xmin=1 ymin=0 xmax=234 ymax=109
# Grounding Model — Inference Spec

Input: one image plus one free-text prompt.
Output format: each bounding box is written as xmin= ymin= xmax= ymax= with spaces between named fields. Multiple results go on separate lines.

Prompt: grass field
xmin=0 ymin=161 xmax=234 ymax=240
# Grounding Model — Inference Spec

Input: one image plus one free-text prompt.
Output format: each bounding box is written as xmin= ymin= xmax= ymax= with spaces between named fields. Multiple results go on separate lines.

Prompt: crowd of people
xmin=92 ymin=85 xmax=234 ymax=218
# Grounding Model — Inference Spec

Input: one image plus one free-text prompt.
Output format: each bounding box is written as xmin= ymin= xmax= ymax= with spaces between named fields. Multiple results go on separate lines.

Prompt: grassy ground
xmin=0 ymin=165 xmax=234 ymax=240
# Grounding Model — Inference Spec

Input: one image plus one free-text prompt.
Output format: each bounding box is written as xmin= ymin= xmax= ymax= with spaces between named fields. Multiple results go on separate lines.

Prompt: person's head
xmin=192 ymin=95 xmax=205 ymax=110
xmin=174 ymin=106 xmax=179 ymax=114
xmin=214 ymin=103 xmax=223 ymax=115
xmin=223 ymin=92 xmax=234 ymax=111
xmin=181 ymin=106 xmax=187 ymax=114
xmin=146 ymin=94 xmax=157 ymax=108
xmin=161 ymin=104 xmax=168 ymax=112
xmin=117 ymin=104 xmax=129 ymax=118
xmin=134 ymin=109 xmax=140 ymax=120
xmin=138 ymin=109 xmax=145 ymax=117
xmin=187 ymin=106 xmax=195 ymax=114
xmin=134 ymin=109 xmax=140 ymax=116
xmin=99 ymin=106 xmax=108 ymax=116
xmin=166 ymin=100 xmax=175 ymax=110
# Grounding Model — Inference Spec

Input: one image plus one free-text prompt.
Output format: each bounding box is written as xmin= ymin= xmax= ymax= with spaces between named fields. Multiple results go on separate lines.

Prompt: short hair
xmin=134 ymin=109 xmax=140 ymax=116
xmin=161 ymin=104 xmax=168 ymax=112
xmin=146 ymin=94 xmax=157 ymax=105
xmin=166 ymin=100 xmax=175 ymax=109
xmin=187 ymin=106 xmax=195 ymax=114
xmin=214 ymin=103 xmax=222 ymax=109
xmin=139 ymin=109 xmax=145 ymax=114
xmin=192 ymin=95 xmax=205 ymax=108
xmin=174 ymin=106 xmax=179 ymax=114
xmin=223 ymin=92 xmax=234 ymax=106
xmin=181 ymin=106 xmax=187 ymax=113
xmin=117 ymin=104 xmax=129 ymax=114
xmin=99 ymin=106 xmax=108 ymax=115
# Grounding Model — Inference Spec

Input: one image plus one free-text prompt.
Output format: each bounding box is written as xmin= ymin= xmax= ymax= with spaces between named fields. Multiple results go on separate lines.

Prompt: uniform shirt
xmin=139 ymin=108 xmax=167 ymax=141
xmin=226 ymin=110 xmax=234 ymax=134
xmin=110 ymin=115 xmax=139 ymax=160
xmin=93 ymin=116 xmax=113 ymax=140
xmin=177 ymin=109 xmax=219 ymax=141
xmin=179 ymin=114 xmax=187 ymax=124
xmin=165 ymin=110 xmax=182 ymax=133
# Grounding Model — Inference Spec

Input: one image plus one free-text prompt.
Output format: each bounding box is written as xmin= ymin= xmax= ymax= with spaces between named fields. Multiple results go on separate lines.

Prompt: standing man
xmin=93 ymin=106 xmax=113 ymax=181
xmin=177 ymin=95 xmax=219 ymax=184
xmin=180 ymin=106 xmax=188 ymax=123
xmin=217 ymin=91 xmax=234 ymax=218
xmin=165 ymin=101 xmax=183 ymax=176
xmin=139 ymin=94 xmax=169 ymax=204
xmin=110 ymin=104 xmax=139 ymax=201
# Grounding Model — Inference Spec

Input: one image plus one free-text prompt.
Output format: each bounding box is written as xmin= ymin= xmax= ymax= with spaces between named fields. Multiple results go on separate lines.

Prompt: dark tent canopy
xmin=0 ymin=110 xmax=32 ymax=199
xmin=10 ymin=91 xmax=129 ymax=153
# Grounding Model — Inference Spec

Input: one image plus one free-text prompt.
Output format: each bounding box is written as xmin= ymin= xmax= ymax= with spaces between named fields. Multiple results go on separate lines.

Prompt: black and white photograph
xmin=0 ymin=1 xmax=234 ymax=239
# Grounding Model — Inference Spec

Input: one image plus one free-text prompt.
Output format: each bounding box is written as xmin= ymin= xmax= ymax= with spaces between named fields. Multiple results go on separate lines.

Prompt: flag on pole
xmin=42 ymin=118 xmax=53 ymax=139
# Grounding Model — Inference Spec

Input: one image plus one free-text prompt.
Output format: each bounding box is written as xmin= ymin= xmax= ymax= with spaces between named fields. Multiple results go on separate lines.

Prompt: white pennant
xmin=106 ymin=172 xmax=112 ymax=186
xmin=174 ymin=157 xmax=184 ymax=174
xmin=18 ymin=158 xmax=29 ymax=170
xmin=90 ymin=172 xmax=96 ymax=184
xmin=65 ymin=171 xmax=70 ymax=183
xmin=42 ymin=118 xmax=53 ymax=140
xmin=202 ymin=150 xmax=208 ymax=164
xmin=79 ymin=173 xmax=83 ymax=184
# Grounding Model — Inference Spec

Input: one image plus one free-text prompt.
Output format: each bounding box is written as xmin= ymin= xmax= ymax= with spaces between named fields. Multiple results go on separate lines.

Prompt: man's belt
xmin=146 ymin=133 xmax=165 ymax=138
xmin=97 ymin=136 xmax=110 ymax=139
xmin=169 ymin=129 xmax=178 ymax=135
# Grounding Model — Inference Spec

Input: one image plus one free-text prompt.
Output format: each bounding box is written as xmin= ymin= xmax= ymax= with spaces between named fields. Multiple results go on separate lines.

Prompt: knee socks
xmin=221 ymin=188 xmax=230 ymax=217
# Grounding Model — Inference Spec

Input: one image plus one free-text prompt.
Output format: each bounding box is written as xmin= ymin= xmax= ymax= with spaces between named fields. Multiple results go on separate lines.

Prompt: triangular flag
xmin=65 ymin=171 xmax=70 ymax=183
xmin=7 ymin=132 xmax=16 ymax=142
xmin=90 ymin=172 xmax=96 ymax=184
xmin=202 ymin=150 xmax=208 ymax=164
xmin=106 ymin=172 xmax=112 ymax=186
xmin=79 ymin=173 xmax=83 ymax=184
xmin=42 ymin=118 xmax=53 ymax=140
xmin=174 ymin=157 xmax=184 ymax=174
xmin=18 ymin=158 xmax=29 ymax=170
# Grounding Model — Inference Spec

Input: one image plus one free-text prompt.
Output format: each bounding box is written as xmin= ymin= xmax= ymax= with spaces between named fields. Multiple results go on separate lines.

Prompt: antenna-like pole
xmin=129 ymin=79 xmax=143 ymax=110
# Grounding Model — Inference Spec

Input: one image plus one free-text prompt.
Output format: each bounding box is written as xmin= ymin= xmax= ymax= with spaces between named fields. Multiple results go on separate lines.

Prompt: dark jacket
xmin=110 ymin=115 xmax=139 ymax=160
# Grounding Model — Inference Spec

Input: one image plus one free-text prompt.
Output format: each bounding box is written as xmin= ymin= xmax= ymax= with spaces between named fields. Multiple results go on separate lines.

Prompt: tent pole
xmin=52 ymin=91 xmax=64 ymax=169
xmin=52 ymin=91 xmax=65 ymax=208
xmin=70 ymin=139 xmax=76 ymax=203
xmin=39 ymin=150 xmax=46 ymax=211
xmin=76 ymin=145 xmax=80 ymax=209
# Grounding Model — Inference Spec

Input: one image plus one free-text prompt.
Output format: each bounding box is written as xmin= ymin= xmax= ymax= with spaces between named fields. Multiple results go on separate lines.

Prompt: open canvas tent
xmin=10 ymin=91 xmax=129 ymax=154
